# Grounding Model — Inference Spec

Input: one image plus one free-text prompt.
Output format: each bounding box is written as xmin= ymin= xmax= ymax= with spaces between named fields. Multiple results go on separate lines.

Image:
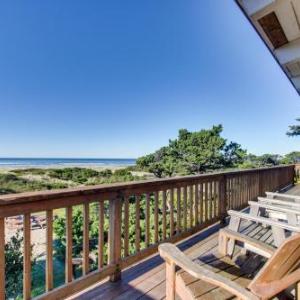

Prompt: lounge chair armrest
xmin=265 ymin=192 xmax=300 ymax=201
xmin=258 ymin=197 xmax=300 ymax=210
xmin=228 ymin=210 xmax=300 ymax=233
xmin=159 ymin=243 xmax=259 ymax=300
xmin=248 ymin=200 xmax=300 ymax=215
xmin=219 ymin=228 xmax=275 ymax=258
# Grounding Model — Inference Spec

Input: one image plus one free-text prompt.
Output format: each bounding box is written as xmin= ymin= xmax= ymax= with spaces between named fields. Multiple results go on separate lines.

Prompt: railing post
xmin=219 ymin=175 xmax=227 ymax=225
xmin=108 ymin=193 xmax=122 ymax=282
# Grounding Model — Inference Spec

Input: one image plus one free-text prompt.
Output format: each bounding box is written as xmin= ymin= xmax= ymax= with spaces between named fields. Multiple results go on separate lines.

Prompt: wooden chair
xmin=249 ymin=199 xmax=300 ymax=225
xmin=257 ymin=196 xmax=300 ymax=212
xmin=226 ymin=209 xmax=300 ymax=254
xmin=159 ymin=232 xmax=300 ymax=300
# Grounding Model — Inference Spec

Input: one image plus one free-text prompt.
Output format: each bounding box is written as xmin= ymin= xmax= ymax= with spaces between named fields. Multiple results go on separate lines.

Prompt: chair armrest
xmin=159 ymin=243 xmax=259 ymax=300
xmin=265 ymin=192 xmax=300 ymax=201
xmin=258 ymin=197 xmax=300 ymax=210
xmin=228 ymin=210 xmax=300 ymax=233
xmin=219 ymin=228 xmax=275 ymax=258
xmin=249 ymin=201 xmax=300 ymax=215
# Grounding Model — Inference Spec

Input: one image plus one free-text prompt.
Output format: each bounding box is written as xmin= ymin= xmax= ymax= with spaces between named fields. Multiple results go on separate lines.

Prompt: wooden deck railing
xmin=0 ymin=165 xmax=295 ymax=300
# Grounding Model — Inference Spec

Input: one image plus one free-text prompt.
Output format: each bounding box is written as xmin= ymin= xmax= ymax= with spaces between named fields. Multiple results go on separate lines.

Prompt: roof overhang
xmin=235 ymin=0 xmax=300 ymax=95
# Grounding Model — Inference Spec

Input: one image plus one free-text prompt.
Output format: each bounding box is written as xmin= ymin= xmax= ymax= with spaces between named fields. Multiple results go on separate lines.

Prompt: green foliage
xmin=48 ymin=167 xmax=142 ymax=185
xmin=5 ymin=231 xmax=37 ymax=299
xmin=222 ymin=142 xmax=247 ymax=168
xmin=287 ymin=118 xmax=300 ymax=137
xmin=137 ymin=125 xmax=246 ymax=177
xmin=53 ymin=204 xmax=109 ymax=270
xmin=48 ymin=168 xmax=99 ymax=184
xmin=238 ymin=152 xmax=300 ymax=169
xmin=5 ymin=231 xmax=23 ymax=299
xmin=0 ymin=167 xmax=146 ymax=196
xmin=12 ymin=168 xmax=48 ymax=176
xmin=239 ymin=154 xmax=277 ymax=168
xmin=0 ymin=173 xmax=67 ymax=195
xmin=281 ymin=151 xmax=300 ymax=164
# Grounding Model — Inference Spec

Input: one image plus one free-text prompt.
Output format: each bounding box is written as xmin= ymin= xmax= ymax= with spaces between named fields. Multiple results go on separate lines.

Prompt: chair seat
xmin=176 ymin=250 xmax=264 ymax=300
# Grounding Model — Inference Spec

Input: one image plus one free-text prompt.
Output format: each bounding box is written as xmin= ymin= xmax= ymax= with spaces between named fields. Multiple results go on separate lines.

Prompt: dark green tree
xmin=223 ymin=142 xmax=247 ymax=168
xmin=281 ymin=151 xmax=300 ymax=164
xmin=287 ymin=118 xmax=300 ymax=137
xmin=137 ymin=125 xmax=247 ymax=177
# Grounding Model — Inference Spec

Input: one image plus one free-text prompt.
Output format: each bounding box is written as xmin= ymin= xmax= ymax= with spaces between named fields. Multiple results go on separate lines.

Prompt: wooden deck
xmin=68 ymin=185 xmax=300 ymax=300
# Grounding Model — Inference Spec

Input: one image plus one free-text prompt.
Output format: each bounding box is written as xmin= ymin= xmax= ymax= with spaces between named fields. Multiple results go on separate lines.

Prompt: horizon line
xmin=0 ymin=157 xmax=137 ymax=160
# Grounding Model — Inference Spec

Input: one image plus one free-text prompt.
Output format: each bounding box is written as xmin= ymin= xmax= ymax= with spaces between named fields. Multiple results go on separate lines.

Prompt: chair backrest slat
xmin=249 ymin=233 xmax=300 ymax=290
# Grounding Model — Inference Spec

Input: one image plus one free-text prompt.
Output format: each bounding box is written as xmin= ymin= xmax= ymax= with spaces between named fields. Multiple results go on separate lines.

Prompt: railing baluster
xmin=83 ymin=202 xmax=89 ymax=275
xmin=199 ymin=183 xmax=203 ymax=224
xmin=204 ymin=182 xmax=208 ymax=222
xmin=46 ymin=210 xmax=53 ymax=292
xmin=195 ymin=184 xmax=199 ymax=225
xmin=0 ymin=217 xmax=4 ymax=300
xmin=154 ymin=191 xmax=159 ymax=243
xmin=209 ymin=182 xmax=213 ymax=220
xmin=123 ymin=197 xmax=129 ymax=258
xmin=183 ymin=186 xmax=187 ymax=230
xmin=176 ymin=187 xmax=181 ymax=233
xmin=135 ymin=195 xmax=140 ymax=252
xmin=66 ymin=206 xmax=73 ymax=283
xmin=98 ymin=200 xmax=104 ymax=268
xmin=23 ymin=213 xmax=31 ymax=300
xmin=170 ymin=189 xmax=174 ymax=236
xmin=145 ymin=193 xmax=150 ymax=247
xmin=162 ymin=190 xmax=167 ymax=240
xmin=211 ymin=181 xmax=214 ymax=219
xmin=189 ymin=185 xmax=193 ymax=228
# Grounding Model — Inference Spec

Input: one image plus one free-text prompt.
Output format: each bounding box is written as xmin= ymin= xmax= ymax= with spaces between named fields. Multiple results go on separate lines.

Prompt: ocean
xmin=0 ymin=158 xmax=136 ymax=169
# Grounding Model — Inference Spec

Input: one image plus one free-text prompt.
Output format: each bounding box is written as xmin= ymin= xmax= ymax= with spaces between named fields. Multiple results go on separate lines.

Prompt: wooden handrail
xmin=0 ymin=165 xmax=294 ymax=206
xmin=0 ymin=164 xmax=295 ymax=300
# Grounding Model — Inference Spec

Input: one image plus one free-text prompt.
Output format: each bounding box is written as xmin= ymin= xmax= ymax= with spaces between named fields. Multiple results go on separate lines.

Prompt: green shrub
xmin=12 ymin=168 xmax=47 ymax=176
xmin=0 ymin=173 xmax=68 ymax=194
xmin=5 ymin=231 xmax=37 ymax=299
xmin=48 ymin=168 xmax=99 ymax=184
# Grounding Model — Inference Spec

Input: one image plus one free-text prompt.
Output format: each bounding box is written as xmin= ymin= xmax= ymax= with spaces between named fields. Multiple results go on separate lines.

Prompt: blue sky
xmin=0 ymin=0 xmax=299 ymax=158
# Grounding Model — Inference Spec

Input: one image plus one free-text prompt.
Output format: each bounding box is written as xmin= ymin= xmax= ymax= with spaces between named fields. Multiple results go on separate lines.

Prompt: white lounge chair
xmin=265 ymin=191 xmax=300 ymax=203
xmin=249 ymin=199 xmax=300 ymax=226
xmin=226 ymin=209 xmax=300 ymax=256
